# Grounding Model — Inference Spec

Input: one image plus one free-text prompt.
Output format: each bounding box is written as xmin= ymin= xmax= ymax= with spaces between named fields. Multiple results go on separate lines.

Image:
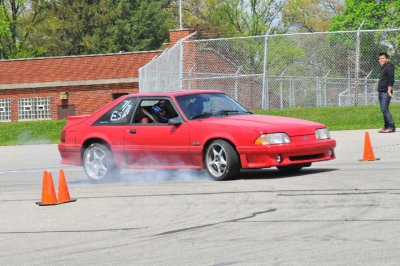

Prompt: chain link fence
xmin=139 ymin=29 xmax=400 ymax=110
xmin=139 ymin=42 xmax=181 ymax=92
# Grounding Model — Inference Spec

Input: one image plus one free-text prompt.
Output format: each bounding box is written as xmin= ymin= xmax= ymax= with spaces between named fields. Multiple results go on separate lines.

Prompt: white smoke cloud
xmin=118 ymin=169 xmax=212 ymax=183
xmin=17 ymin=131 xmax=51 ymax=145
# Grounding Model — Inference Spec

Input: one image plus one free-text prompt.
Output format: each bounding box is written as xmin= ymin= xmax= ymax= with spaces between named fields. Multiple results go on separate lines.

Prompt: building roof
xmin=0 ymin=51 xmax=161 ymax=88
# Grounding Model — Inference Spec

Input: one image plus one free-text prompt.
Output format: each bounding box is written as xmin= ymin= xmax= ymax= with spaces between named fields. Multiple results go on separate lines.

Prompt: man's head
xmin=151 ymin=100 xmax=169 ymax=123
xmin=378 ymin=52 xmax=389 ymax=67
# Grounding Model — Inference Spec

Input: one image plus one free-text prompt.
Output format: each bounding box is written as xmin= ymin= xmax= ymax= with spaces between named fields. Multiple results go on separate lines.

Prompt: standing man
xmin=377 ymin=52 xmax=396 ymax=133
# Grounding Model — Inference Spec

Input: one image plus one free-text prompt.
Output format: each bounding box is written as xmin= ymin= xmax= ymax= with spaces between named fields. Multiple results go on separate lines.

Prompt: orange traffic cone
xmin=57 ymin=169 xmax=77 ymax=204
xmin=36 ymin=171 xmax=58 ymax=206
xmin=361 ymin=132 xmax=379 ymax=161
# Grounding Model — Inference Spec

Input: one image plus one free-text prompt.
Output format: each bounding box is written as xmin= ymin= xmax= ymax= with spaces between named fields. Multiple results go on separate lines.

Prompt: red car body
xmin=59 ymin=90 xmax=336 ymax=181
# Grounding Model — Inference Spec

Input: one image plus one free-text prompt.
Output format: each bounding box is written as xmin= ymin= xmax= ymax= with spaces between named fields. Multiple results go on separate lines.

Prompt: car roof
xmin=125 ymin=90 xmax=223 ymax=98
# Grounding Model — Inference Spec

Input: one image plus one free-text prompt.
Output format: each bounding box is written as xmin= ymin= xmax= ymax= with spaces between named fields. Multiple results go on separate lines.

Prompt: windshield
xmin=176 ymin=93 xmax=250 ymax=120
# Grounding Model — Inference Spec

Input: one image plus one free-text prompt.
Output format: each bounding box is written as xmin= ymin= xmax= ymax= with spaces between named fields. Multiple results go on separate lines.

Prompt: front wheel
xmin=83 ymin=143 xmax=120 ymax=182
xmin=205 ymin=140 xmax=240 ymax=181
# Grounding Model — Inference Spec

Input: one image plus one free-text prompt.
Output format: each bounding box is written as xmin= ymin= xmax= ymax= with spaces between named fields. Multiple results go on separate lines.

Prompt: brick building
xmin=0 ymin=29 xmax=193 ymax=122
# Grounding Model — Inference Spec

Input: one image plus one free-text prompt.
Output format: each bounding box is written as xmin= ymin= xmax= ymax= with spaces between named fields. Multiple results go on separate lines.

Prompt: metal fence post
xmin=279 ymin=70 xmax=286 ymax=109
xmin=188 ymin=64 xmax=195 ymax=90
xmin=316 ymin=77 xmax=321 ymax=107
xmin=355 ymin=21 xmax=364 ymax=105
xmin=234 ymin=66 xmax=242 ymax=101
xmin=289 ymin=76 xmax=293 ymax=108
xmin=364 ymin=70 xmax=373 ymax=104
xmin=323 ymin=70 xmax=330 ymax=107
xmin=179 ymin=41 xmax=184 ymax=90
xmin=155 ymin=60 xmax=159 ymax=91
xmin=167 ymin=49 xmax=170 ymax=90
xmin=262 ymin=30 xmax=271 ymax=110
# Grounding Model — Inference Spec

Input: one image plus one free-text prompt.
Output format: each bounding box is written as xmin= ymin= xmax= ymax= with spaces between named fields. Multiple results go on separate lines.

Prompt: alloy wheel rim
xmin=206 ymin=144 xmax=227 ymax=178
xmin=85 ymin=147 xmax=108 ymax=180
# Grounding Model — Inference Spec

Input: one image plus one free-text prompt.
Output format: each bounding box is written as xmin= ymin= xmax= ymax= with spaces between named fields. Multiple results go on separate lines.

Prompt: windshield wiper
xmin=217 ymin=110 xmax=252 ymax=115
xmin=191 ymin=112 xmax=213 ymax=120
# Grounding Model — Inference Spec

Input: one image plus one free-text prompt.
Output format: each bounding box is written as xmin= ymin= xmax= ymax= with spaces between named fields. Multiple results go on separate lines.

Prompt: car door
xmin=123 ymin=97 xmax=192 ymax=167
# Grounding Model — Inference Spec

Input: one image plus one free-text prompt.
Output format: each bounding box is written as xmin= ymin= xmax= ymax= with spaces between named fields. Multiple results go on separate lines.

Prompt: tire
xmin=204 ymin=140 xmax=240 ymax=181
xmin=83 ymin=143 xmax=120 ymax=182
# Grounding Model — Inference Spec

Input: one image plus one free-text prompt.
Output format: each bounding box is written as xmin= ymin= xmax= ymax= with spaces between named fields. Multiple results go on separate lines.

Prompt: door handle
xmin=128 ymin=129 xmax=136 ymax=134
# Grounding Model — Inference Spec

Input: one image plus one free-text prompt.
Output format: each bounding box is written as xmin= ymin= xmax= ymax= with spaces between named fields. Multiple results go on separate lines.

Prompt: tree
xmin=283 ymin=0 xmax=343 ymax=32
xmin=28 ymin=0 xmax=173 ymax=57
xmin=28 ymin=0 xmax=120 ymax=56
xmin=0 ymin=5 xmax=11 ymax=57
xmin=329 ymin=0 xmax=400 ymax=31
xmin=113 ymin=0 xmax=173 ymax=52
xmin=171 ymin=0 xmax=285 ymax=38
xmin=173 ymin=0 xmax=228 ymax=38
xmin=329 ymin=0 xmax=400 ymax=79
xmin=219 ymin=0 xmax=284 ymax=36
xmin=0 ymin=0 xmax=45 ymax=59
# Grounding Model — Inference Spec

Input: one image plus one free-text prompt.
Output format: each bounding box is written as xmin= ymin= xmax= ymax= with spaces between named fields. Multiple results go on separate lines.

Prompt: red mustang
xmin=59 ymin=90 xmax=336 ymax=181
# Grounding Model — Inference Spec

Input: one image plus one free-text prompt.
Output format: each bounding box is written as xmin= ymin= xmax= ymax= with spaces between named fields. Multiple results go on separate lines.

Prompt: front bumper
xmin=237 ymin=139 xmax=336 ymax=169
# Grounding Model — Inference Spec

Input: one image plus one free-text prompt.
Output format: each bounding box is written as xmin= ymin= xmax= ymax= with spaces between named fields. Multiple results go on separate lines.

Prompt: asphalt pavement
xmin=1 ymin=129 xmax=400 ymax=265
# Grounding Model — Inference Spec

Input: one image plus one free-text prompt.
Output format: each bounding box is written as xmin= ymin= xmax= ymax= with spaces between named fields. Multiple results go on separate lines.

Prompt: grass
xmin=0 ymin=103 xmax=398 ymax=146
xmin=0 ymin=119 xmax=66 ymax=146
xmin=256 ymin=103 xmax=400 ymax=131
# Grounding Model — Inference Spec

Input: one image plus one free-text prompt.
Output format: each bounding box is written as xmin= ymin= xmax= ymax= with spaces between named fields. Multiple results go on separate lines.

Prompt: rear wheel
xmin=205 ymin=140 xmax=240 ymax=181
xmin=83 ymin=143 xmax=120 ymax=182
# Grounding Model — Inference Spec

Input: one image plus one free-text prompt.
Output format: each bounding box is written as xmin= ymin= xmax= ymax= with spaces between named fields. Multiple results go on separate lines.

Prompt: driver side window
xmin=132 ymin=98 xmax=178 ymax=124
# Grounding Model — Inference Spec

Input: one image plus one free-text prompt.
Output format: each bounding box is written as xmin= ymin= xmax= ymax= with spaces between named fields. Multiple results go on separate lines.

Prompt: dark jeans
xmin=378 ymin=92 xmax=395 ymax=129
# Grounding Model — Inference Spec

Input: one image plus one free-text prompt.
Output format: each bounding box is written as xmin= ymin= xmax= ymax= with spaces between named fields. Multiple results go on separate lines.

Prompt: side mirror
xmin=168 ymin=117 xmax=184 ymax=126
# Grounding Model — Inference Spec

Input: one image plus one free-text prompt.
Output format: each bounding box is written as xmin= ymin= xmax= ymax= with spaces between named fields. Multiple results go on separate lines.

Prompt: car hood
xmin=199 ymin=114 xmax=325 ymax=136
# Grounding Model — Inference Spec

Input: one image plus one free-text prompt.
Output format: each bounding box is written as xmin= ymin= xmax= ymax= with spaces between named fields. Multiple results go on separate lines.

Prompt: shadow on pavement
xmin=69 ymin=168 xmax=338 ymax=184
xmin=239 ymin=168 xmax=338 ymax=180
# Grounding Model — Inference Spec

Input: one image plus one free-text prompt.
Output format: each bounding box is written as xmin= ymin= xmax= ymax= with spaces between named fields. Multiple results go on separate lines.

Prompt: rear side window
xmin=95 ymin=98 xmax=137 ymax=125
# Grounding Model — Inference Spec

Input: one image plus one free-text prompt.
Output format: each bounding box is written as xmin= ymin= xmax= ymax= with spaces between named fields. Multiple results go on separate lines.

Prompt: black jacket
xmin=378 ymin=62 xmax=395 ymax=92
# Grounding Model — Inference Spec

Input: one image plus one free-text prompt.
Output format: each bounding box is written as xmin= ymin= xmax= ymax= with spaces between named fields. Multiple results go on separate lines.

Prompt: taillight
xmin=60 ymin=130 xmax=66 ymax=143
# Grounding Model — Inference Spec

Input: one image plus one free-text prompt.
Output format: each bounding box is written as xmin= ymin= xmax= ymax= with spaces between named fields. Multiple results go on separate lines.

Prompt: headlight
xmin=255 ymin=133 xmax=291 ymax=145
xmin=315 ymin=128 xmax=330 ymax=140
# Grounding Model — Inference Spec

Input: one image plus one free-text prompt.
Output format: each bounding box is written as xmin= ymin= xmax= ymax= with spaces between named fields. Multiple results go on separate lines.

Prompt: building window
xmin=18 ymin=97 xmax=51 ymax=121
xmin=0 ymin=99 xmax=11 ymax=122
